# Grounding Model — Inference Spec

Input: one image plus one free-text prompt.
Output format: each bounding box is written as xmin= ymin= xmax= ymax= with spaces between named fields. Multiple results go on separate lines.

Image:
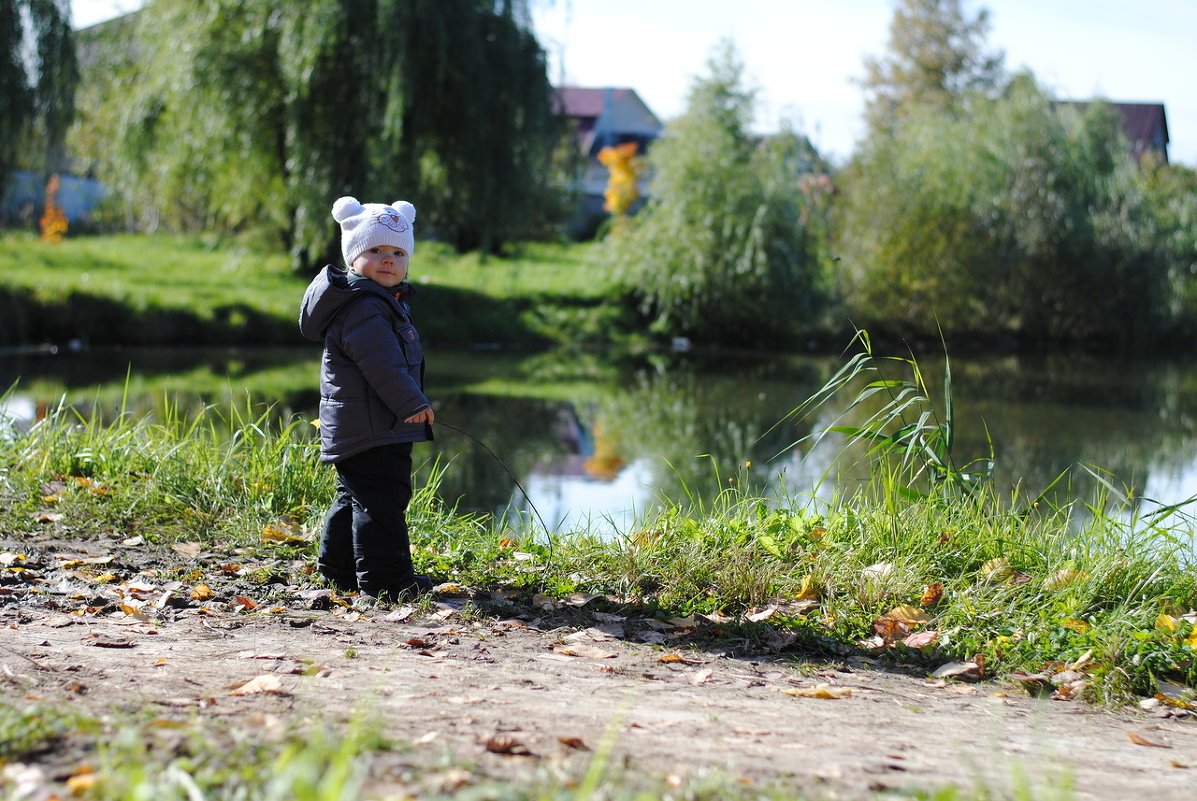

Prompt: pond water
xmin=4 ymin=344 xmax=1197 ymax=536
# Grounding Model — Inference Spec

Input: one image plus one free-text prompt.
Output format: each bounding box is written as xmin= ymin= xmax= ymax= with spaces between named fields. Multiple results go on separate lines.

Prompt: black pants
xmin=317 ymin=443 xmax=416 ymax=596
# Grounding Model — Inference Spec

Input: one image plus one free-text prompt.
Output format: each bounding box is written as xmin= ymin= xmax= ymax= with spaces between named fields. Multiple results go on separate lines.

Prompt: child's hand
xmin=405 ymin=407 xmax=435 ymax=424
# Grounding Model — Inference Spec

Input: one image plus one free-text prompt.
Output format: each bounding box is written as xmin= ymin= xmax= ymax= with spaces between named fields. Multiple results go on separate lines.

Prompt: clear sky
xmin=72 ymin=0 xmax=1196 ymax=166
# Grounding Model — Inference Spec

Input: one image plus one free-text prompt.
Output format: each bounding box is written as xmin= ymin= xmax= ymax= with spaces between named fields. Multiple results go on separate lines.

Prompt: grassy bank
xmin=0 ymin=233 xmax=630 ymax=348
xmin=3 ymin=382 xmax=1196 ymax=706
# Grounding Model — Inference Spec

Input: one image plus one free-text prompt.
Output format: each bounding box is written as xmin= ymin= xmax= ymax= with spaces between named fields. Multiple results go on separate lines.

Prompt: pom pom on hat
xmin=332 ymin=195 xmax=417 ymax=266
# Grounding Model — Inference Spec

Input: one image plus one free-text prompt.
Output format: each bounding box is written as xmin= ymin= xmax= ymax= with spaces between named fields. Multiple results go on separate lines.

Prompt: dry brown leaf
xmin=172 ymin=542 xmax=203 ymax=558
xmin=901 ymin=630 xmax=939 ymax=649
xmin=232 ymin=595 xmax=258 ymax=611
xmin=873 ymin=617 xmax=914 ymax=640
xmin=561 ymin=592 xmax=602 ymax=607
xmin=885 ymin=604 xmax=930 ymax=624
xmin=190 ymin=583 xmax=215 ymax=601
xmin=658 ymin=653 xmax=706 ymax=665
xmin=553 ymin=644 xmax=616 ymax=659
xmin=228 ymin=675 xmax=289 ymax=696
xmin=1127 ymin=732 xmax=1172 ymax=748
xmin=483 ymin=735 xmax=531 ymax=755
xmin=117 ymin=603 xmax=149 ymax=620
xmin=689 ymin=668 xmax=714 ymax=685
xmin=782 ymin=683 xmax=854 ymax=699
xmin=795 ymin=574 xmax=820 ymax=601
xmin=980 ymin=557 xmax=1011 ymax=579
xmin=919 ymin=583 xmax=944 ymax=607
xmin=261 ymin=523 xmax=306 ymax=544
xmin=745 ymin=606 xmax=777 ymax=622
xmin=558 ymin=736 xmax=589 ymax=751
xmin=930 ymin=661 xmax=982 ymax=679
xmin=66 ymin=772 xmax=98 ymax=793
xmin=34 ymin=511 xmax=64 ymax=522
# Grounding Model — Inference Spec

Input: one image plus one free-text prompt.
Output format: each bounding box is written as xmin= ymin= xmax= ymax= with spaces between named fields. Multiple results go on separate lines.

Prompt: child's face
xmin=350 ymin=245 xmax=410 ymax=288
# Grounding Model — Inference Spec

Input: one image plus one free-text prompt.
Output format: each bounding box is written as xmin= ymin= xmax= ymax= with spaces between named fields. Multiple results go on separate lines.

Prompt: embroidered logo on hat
xmin=376 ymin=211 xmax=409 ymax=234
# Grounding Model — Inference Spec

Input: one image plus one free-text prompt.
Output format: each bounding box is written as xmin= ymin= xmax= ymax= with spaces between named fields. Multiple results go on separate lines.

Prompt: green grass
xmin=0 ymin=233 xmax=625 ymax=348
xmin=3 ymin=374 xmax=1197 ymax=707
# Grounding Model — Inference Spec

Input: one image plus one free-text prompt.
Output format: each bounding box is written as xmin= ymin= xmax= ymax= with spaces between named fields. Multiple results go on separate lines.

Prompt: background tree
xmin=837 ymin=74 xmax=1165 ymax=348
xmin=0 ymin=0 xmax=76 ymax=200
xmin=861 ymin=0 xmax=1003 ymax=135
xmin=604 ymin=41 xmax=831 ymax=346
xmin=92 ymin=0 xmax=560 ymax=267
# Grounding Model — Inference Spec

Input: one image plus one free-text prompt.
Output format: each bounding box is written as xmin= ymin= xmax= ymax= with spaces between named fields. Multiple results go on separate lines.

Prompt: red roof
xmin=1057 ymin=101 xmax=1169 ymax=163
xmin=553 ymin=87 xmax=638 ymax=118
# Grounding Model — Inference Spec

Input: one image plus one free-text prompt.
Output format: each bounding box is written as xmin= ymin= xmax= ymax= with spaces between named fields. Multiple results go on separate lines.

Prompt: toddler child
xmin=299 ymin=196 xmax=435 ymax=601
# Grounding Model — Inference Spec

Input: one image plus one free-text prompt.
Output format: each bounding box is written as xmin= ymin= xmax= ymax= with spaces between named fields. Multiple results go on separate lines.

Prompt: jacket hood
xmin=300 ymin=264 xmax=407 ymax=341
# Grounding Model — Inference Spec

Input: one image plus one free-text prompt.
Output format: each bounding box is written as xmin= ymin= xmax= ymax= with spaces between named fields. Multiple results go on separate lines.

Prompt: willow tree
xmin=102 ymin=0 xmax=558 ymax=266
xmin=604 ymin=41 xmax=831 ymax=346
xmin=0 ymin=0 xmax=76 ymax=198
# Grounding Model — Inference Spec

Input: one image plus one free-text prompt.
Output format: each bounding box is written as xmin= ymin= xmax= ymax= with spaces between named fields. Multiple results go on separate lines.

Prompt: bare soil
xmin=3 ymin=533 xmax=1197 ymax=800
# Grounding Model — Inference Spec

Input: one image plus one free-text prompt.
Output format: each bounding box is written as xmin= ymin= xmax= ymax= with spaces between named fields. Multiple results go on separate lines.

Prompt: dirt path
xmin=3 ymin=541 xmax=1197 ymax=799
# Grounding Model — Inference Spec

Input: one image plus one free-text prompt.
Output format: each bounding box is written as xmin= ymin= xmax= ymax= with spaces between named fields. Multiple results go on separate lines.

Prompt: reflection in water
xmin=4 ymin=346 xmax=1197 ymax=533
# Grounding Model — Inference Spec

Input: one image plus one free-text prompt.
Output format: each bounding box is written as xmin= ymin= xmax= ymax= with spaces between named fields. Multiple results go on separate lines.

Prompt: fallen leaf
xmin=190 ymin=584 xmax=215 ymax=601
xmin=66 ymin=773 xmax=98 ymax=792
xmin=873 ymin=617 xmax=913 ymax=641
xmin=795 ymin=574 xmax=819 ymax=601
xmin=483 ymin=735 xmax=531 ymax=755
xmin=561 ymin=592 xmax=602 ymax=607
xmin=885 ymin=604 xmax=930 ymax=624
xmin=901 ymin=630 xmax=939 ymax=649
xmin=782 ymin=683 xmax=854 ymax=699
xmin=1127 ymin=732 xmax=1172 ymax=748
xmin=33 ymin=511 xmax=63 ymax=522
xmin=919 ymin=583 xmax=944 ymax=607
xmin=172 ymin=542 xmax=203 ymax=558
xmin=232 ymin=595 xmax=258 ymax=611
xmin=553 ymin=644 xmax=616 ymax=659
xmin=261 ymin=520 xmax=305 ymax=544
xmin=689 ymin=668 xmax=714 ymax=685
xmin=414 ymin=731 xmax=439 ymax=745
xmin=745 ymin=606 xmax=777 ymax=622
xmin=228 ymin=675 xmax=289 ymax=696
xmin=658 ymin=653 xmax=706 ymax=665
xmin=558 ymin=736 xmax=589 ymax=751
xmin=930 ymin=661 xmax=982 ymax=679
xmin=118 ymin=603 xmax=150 ymax=621
xmin=565 ymin=628 xmax=615 ymax=643
xmin=862 ymin=562 xmax=894 ymax=580
xmin=980 ymin=557 xmax=1011 ymax=580
xmin=383 ymin=606 xmax=416 ymax=622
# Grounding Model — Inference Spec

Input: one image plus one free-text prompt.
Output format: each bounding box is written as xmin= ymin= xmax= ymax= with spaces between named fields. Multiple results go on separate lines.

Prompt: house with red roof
xmin=553 ymin=87 xmax=664 ymax=235
xmin=1057 ymin=101 xmax=1170 ymax=164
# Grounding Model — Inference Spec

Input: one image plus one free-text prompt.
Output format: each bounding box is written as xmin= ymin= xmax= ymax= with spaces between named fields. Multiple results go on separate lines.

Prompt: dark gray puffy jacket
xmin=299 ymin=265 xmax=431 ymax=463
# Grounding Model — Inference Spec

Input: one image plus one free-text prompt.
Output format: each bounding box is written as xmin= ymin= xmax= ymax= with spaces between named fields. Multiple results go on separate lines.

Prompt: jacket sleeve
xmin=340 ymin=299 xmax=430 ymax=421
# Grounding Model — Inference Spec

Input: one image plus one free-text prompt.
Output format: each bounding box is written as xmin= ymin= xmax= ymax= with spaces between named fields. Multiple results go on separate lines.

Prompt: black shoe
xmin=318 ymin=570 xmax=358 ymax=593
xmin=370 ymin=574 xmax=435 ymax=603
